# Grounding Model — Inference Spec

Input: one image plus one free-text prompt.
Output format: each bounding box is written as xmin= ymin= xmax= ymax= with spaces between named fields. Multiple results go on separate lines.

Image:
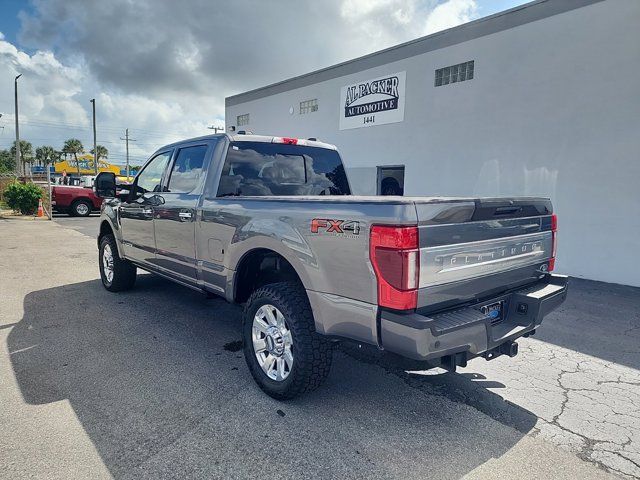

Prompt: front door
xmin=119 ymin=150 xmax=172 ymax=265
xmin=153 ymin=143 xmax=211 ymax=284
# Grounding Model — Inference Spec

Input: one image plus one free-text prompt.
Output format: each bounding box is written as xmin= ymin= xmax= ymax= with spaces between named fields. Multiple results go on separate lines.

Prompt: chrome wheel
xmin=102 ymin=244 xmax=114 ymax=283
xmin=75 ymin=202 xmax=90 ymax=216
xmin=252 ymin=304 xmax=293 ymax=381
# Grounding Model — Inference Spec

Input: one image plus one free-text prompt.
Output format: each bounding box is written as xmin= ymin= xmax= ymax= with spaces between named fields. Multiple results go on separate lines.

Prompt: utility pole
xmin=14 ymin=74 xmax=22 ymax=177
xmin=90 ymin=98 xmax=98 ymax=175
xmin=46 ymin=160 xmax=52 ymax=220
xmin=208 ymin=125 xmax=224 ymax=133
xmin=120 ymin=129 xmax=136 ymax=179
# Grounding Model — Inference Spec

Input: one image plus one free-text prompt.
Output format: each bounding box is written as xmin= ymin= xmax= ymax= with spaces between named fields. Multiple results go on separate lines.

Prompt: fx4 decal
xmin=311 ymin=219 xmax=361 ymax=236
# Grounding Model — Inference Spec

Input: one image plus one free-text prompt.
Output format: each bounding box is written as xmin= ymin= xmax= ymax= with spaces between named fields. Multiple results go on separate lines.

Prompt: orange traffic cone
xmin=37 ymin=198 xmax=44 ymax=217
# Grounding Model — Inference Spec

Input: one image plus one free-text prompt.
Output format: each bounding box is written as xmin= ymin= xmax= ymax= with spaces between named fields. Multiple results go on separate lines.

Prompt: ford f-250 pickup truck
xmin=94 ymin=133 xmax=567 ymax=399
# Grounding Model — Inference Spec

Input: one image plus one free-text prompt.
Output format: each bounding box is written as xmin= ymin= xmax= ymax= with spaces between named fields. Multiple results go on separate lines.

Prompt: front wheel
xmin=242 ymin=282 xmax=333 ymax=400
xmin=99 ymin=234 xmax=137 ymax=292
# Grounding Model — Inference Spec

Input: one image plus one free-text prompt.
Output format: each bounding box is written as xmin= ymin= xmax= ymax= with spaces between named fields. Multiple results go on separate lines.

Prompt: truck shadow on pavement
xmin=9 ymin=275 xmax=539 ymax=478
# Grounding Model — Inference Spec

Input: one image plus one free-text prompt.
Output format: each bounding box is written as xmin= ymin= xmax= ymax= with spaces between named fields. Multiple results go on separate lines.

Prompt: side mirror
xmin=94 ymin=172 xmax=116 ymax=198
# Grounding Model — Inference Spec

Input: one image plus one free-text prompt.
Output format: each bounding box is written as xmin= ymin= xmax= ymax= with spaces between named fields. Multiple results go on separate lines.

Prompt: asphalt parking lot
xmin=1 ymin=216 xmax=638 ymax=479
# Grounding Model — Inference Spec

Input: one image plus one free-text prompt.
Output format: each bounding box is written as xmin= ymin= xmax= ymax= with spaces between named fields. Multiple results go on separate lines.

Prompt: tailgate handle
xmin=494 ymin=206 xmax=522 ymax=215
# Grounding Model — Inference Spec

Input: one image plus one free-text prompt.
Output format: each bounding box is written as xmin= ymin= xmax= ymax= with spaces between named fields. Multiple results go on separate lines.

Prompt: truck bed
xmin=199 ymin=194 xmax=553 ymax=312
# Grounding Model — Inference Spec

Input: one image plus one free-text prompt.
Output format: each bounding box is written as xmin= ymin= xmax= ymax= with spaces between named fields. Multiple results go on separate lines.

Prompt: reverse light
xmin=549 ymin=213 xmax=558 ymax=272
xmin=369 ymin=225 xmax=420 ymax=311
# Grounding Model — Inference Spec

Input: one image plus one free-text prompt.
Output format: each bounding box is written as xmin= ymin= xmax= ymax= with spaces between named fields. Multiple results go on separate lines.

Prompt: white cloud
xmin=424 ymin=0 xmax=479 ymax=34
xmin=0 ymin=0 xmax=480 ymax=166
xmin=0 ymin=36 xmax=220 ymax=165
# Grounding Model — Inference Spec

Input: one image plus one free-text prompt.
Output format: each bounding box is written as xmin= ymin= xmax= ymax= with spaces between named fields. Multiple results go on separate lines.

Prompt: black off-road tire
xmin=70 ymin=199 xmax=92 ymax=217
xmin=242 ymin=282 xmax=333 ymax=400
xmin=99 ymin=234 xmax=137 ymax=292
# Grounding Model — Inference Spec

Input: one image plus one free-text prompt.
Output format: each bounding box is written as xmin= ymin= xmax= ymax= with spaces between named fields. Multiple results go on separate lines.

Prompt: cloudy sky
xmin=0 ymin=0 xmax=521 ymax=166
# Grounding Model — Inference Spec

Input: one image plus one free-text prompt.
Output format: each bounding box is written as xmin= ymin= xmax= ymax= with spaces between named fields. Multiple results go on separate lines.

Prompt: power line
xmin=0 ymin=117 xmax=198 ymax=138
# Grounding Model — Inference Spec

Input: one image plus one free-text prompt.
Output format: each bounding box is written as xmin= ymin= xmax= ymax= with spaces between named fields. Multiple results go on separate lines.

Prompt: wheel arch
xmin=232 ymin=247 xmax=308 ymax=304
xmin=71 ymin=197 xmax=93 ymax=206
xmin=98 ymin=218 xmax=125 ymax=258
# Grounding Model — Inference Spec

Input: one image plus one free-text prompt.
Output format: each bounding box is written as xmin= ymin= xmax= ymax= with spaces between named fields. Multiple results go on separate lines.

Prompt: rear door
xmin=153 ymin=142 xmax=213 ymax=284
xmin=119 ymin=150 xmax=172 ymax=265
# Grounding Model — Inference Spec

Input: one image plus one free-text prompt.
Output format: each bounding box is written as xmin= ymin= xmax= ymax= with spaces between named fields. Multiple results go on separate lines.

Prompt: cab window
xmin=166 ymin=145 xmax=208 ymax=193
xmin=136 ymin=151 xmax=172 ymax=194
xmin=217 ymin=142 xmax=350 ymax=197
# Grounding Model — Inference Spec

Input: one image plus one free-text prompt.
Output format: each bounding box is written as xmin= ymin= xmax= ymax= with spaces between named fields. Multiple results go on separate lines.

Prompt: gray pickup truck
xmin=94 ymin=133 xmax=567 ymax=399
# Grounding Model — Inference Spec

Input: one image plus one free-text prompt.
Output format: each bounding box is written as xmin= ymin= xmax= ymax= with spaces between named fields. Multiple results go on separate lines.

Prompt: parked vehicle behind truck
xmin=94 ymin=133 xmax=567 ymax=399
xmin=52 ymin=182 xmax=102 ymax=216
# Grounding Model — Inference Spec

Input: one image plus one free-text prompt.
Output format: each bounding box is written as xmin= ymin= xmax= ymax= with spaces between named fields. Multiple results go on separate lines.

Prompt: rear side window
xmin=216 ymin=142 xmax=350 ymax=197
xmin=166 ymin=145 xmax=208 ymax=193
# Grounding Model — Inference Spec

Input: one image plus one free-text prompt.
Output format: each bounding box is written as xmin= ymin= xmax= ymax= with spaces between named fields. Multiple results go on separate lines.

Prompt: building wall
xmin=226 ymin=0 xmax=640 ymax=287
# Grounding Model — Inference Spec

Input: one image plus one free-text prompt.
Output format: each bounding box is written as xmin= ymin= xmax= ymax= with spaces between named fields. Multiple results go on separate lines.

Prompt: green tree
xmin=90 ymin=144 xmax=109 ymax=160
xmin=0 ymin=149 xmax=15 ymax=174
xmin=63 ymin=138 xmax=84 ymax=176
xmin=90 ymin=145 xmax=109 ymax=171
xmin=35 ymin=146 xmax=58 ymax=167
xmin=10 ymin=140 xmax=34 ymax=175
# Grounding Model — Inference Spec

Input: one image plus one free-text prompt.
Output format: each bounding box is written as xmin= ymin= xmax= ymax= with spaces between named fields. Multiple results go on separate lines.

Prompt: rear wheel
xmin=99 ymin=234 xmax=137 ymax=292
xmin=71 ymin=199 xmax=92 ymax=217
xmin=242 ymin=282 xmax=332 ymax=400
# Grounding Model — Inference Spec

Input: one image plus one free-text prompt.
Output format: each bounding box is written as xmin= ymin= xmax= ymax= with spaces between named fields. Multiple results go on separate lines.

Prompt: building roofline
xmin=226 ymin=0 xmax=602 ymax=107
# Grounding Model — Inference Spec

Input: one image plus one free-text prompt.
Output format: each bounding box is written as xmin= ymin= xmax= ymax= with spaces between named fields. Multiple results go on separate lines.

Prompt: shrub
xmin=4 ymin=182 xmax=43 ymax=215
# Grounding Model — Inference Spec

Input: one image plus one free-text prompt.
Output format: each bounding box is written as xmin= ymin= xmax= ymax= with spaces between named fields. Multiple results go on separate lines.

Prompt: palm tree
xmin=35 ymin=146 xmax=57 ymax=167
xmin=63 ymin=138 xmax=84 ymax=176
xmin=10 ymin=140 xmax=34 ymax=177
xmin=90 ymin=145 xmax=109 ymax=170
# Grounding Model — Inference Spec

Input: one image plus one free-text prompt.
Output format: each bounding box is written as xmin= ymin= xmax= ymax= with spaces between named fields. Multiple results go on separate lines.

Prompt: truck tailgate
xmin=415 ymin=198 xmax=555 ymax=312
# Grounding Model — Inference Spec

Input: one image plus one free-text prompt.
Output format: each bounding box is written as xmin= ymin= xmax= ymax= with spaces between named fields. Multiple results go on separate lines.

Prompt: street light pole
xmin=90 ymin=99 xmax=98 ymax=175
xmin=208 ymin=125 xmax=224 ymax=133
xmin=14 ymin=74 xmax=22 ymax=177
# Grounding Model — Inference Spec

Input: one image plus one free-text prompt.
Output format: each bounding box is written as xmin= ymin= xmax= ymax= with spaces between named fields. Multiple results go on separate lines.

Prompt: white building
xmin=225 ymin=0 xmax=640 ymax=287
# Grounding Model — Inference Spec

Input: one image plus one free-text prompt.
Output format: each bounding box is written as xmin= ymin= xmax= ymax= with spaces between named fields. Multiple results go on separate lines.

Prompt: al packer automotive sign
xmin=339 ymin=71 xmax=406 ymax=130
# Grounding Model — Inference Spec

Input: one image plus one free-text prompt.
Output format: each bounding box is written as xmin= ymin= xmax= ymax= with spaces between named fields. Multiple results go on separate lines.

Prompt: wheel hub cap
xmin=102 ymin=244 xmax=114 ymax=283
xmin=265 ymin=327 xmax=285 ymax=355
xmin=252 ymin=304 xmax=293 ymax=381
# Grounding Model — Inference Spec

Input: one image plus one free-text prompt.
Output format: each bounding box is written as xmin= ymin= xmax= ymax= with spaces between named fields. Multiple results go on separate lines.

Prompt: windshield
xmin=216 ymin=141 xmax=350 ymax=197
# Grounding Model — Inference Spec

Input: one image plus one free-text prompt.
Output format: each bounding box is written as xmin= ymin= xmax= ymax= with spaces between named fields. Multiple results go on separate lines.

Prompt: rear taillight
xmin=549 ymin=213 xmax=558 ymax=272
xmin=369 ymin=225 xmax=419 ymax=311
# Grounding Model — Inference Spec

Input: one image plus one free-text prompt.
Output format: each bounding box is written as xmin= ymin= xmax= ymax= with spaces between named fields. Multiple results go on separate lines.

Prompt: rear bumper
xmin=379 ymin=274 xmax=568 ymax=361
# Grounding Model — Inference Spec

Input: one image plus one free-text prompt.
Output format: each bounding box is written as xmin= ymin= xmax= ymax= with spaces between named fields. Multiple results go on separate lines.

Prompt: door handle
xmin=178 ymin=211 xmax=193 ymax=221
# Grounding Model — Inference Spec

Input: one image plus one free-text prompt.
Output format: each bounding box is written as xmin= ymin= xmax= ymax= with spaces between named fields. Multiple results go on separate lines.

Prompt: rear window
xmin=216 ymin=142 xmax=350 ymax=197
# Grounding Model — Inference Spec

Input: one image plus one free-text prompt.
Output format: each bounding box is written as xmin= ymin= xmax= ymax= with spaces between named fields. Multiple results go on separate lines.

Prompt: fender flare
xmin=226 ymin=234 xmax=316 ymax=303
xmin=98 ymin=209 xmax=125 ymax=259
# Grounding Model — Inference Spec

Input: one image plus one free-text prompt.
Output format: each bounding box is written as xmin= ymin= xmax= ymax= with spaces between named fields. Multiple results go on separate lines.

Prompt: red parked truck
xmin=51 ymin=184 xmax=102 ymax=216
